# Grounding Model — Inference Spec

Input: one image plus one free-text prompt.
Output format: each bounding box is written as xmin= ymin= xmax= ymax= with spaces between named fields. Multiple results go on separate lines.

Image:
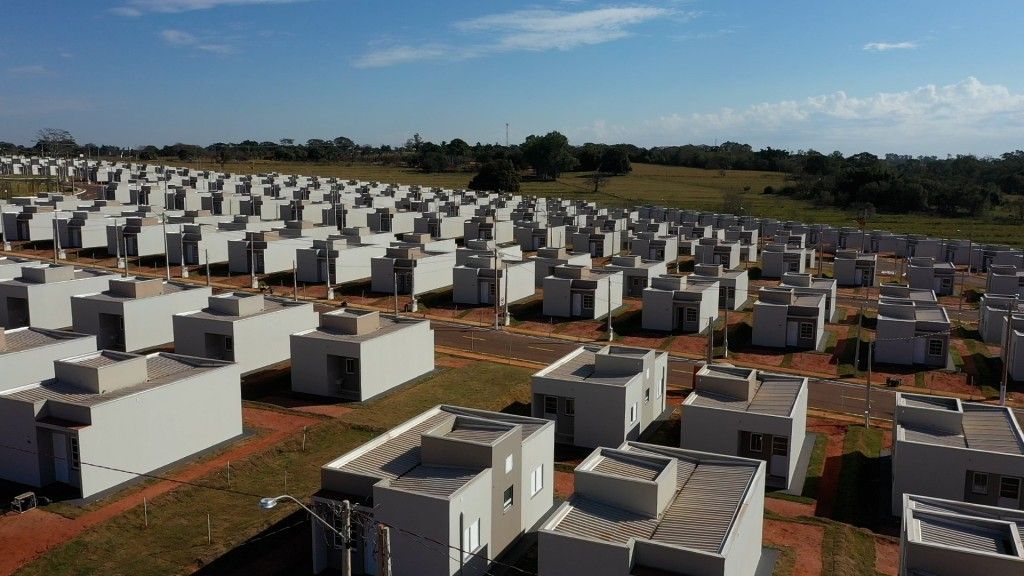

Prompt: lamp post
xmin=260 ymin=495 xmax=351 ymax=576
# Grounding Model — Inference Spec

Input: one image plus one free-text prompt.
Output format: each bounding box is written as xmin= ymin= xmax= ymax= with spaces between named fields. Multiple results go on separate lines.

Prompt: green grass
xmin=801 ymin=432 xmax=828 ymax=500
xmin=338 ymin=361 xmax=535 ymax=431
xmin=820 ymin=523 xmax=886 ymax=576
xmin=195 ymin=160 xmax=1023 ymax=246
xmin=769 ymin=546 xmax=797 ymax=576
xmin=832 ymin=426 xmax=884 ymax=527
xmin=16 ymin=360 xmax=534 ymax=576
xmin=0 ymin=176 xmax=69 ymax=199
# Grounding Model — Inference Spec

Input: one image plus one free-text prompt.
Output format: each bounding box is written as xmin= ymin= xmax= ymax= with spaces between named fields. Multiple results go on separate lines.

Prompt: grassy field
xmin=0 ymin=176 xmax=67 ymax=199
xmin=15 ymin=359 xmax=533 ymax=576
xmin=192 ymin=159 xmax=1022 ymax=246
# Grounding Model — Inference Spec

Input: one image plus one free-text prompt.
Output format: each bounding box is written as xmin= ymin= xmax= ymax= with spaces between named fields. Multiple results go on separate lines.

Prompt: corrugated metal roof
xmin=542 ymin=347 xmax=635 ymax=386
xmin=649 ymin=463 xmax=754 ymax=553
xmin=554 ymin=497 xmax=658 ymax=544
xmin=0 ymin=328 xmax=87 ymax=355
xmin=388 ymin=465 xmax=482 ymax=498
xmin=962 ymin=406 xmax=1024 ymax=455
xmin=916 ymin=515 xmax=1011 ymax=555
xmin=73 ymin=352 xmax=122 ymax=368
xmin=592 ymin=453 xmax=665 ymax=482
xmin=444 ymin=421 xmax=510 ymax=444
xmin=902 ymin=428 xmax=967 ymax=448
xmin=339 ymin=412 xmax=452 ymax=481
xmin=689 ymin=378 xmax=802 ymax=417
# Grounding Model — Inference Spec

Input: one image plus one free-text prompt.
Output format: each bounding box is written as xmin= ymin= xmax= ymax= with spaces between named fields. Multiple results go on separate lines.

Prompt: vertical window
xmin=462 ymin=519 xmax=480 ymax=559
xmin=928 ymin=339 xmax=944 ymax=357
xmin=503 ymin=486 xmax=514 ymax=510
xmin=69 ymin=437 xmax=81 ymax=470
xmin=629 ymin=403 xmax=638 ymax=423
xmin=1000 ymin=477 xmax=1021 ymax=501
xmin=505 ymin=454 xmax=514 ymax=474
xmin=685 ymin=308 xmax=697 ymax=322
xmin=971 ymin=472 xmax=989 ymax=495
xmin=749 ymin=433 xmax=764 ymax=453
xmin=772 ymin=436 xmax=788 ymax=456
xmin=224 ymin=336 xmax=233 ymax=351
xmin=544 ymin=396 xmax=558 ymax=414
xmin=564 ymin=398 xmax=575 ymax=416
xmin=530 ymin=465 xmax=544 ymax=496
xmin=345 ymin=358 xmax=357 ymax=374
xmin=644 ymin=388 xmax=651 ymax=403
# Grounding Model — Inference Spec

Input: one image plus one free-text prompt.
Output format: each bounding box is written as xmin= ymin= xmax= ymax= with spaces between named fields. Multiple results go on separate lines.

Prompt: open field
xmin=189 ymin=159 xmax=1022 ymax=246
xmin=0 ymin=176 xmax=70 ymax=200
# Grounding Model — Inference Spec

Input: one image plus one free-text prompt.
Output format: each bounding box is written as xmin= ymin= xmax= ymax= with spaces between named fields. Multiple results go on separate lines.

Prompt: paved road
xmin=432 ymin=320 xmax=900 ymax=421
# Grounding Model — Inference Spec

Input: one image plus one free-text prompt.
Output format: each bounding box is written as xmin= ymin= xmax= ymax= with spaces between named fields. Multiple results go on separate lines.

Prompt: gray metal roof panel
xmin=916 ymin=514 xmax=1011 ymax=555
xmin=649 ymin=463 xmax=754 ymax=553
xmin=387 ymin=465 xmax=482 ymax=498
xmin=554 ymin=497 xmax=658 ymax=544
xmin=962 ymin=406 xmax=1024 ymax=455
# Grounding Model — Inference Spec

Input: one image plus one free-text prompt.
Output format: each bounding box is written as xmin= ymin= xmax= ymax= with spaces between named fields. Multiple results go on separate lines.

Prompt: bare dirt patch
xmin=764 ymin=518 xmax=824 ymax=576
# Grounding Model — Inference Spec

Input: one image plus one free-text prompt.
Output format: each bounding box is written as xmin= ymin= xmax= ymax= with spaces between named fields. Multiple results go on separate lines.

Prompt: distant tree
xmin=406 ymin=133 xmax=424 ymax=151
xmin=332 ymin=136 xmax=356 ymax=150
xmin=584 ymin=172 xmax=608 ymax=195
xmin=35 ymin=128 xmax=76 ymax=156
xmin=469 ymin=159 xmax=520 ymax=193
xmin=419 ymin=150 xmax=447 ymax=173
xmin=599 ymin=147 xmax=632 ymax=175
xmin=279 ymin=138 xmax=294 ymax=146
xmin=521 ymin=131 xmax=578 ymax=180
xmin=139 ymin=146 xmax=159 ymax=161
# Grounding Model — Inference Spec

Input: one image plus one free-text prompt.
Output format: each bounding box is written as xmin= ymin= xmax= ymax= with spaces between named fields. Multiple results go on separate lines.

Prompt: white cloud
xmin=863 ymin=41 xmax=917 ymax=52
xmin=570 ymin=77 xmax=1024 ymax=155
xmin=354 ymin=5 xmax=682 ymax=68
xmin=6 ymin=65 xmax=53 ymax=76
xmin=160 ymin=29 xmax=237 ymax=54
xmin=114 ymin=0 xmax=310 ymax=17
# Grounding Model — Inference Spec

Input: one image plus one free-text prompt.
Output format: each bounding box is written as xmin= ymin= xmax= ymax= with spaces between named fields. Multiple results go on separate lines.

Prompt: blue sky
xmin=1 ymin=0 xmax=1022 ymax=155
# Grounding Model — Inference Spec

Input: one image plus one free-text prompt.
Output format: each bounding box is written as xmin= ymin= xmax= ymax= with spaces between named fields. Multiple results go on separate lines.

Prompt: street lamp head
xmin=259 ymin=497 xmax=280 ymax=510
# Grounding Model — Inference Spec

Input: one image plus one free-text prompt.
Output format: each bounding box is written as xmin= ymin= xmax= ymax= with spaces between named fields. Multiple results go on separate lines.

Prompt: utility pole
xmin=205 ymin=249 xmax=211 ymax=286
xmin=504 ymin=259 xmax=511 ymax=326
xmin=865 ymin=339 xmax=873 ymax=427
xmin=854 ymin=303 xmax=864 ymax=373
xmin=723 ymin=305 xmax=729 ymax=358
xmin=505 ymin=123 xmax=509 ymax=148
xmin=706 ymin=316 xmax=714 ymax=364
xmin=493 ymin=246 xmax=500 ymax=330
xmin=340 ymin=501 xmax=352 ymax=576
xmin=292 ymin=260 xmax=298 ymax=301
xmin=179 ymin=229 xmax=188 ymax=278
xmin=377 ymin=524 xmax=392 ymax=576
xmin=1001 ymin=312 xmax=1013 ymax=406
xmin=393 ymin=270 xmax=399 ymax=317
xmin=249 ymin=235 xmax=258 ymax=290
xmin=162 ymin=215 xmax=170 ymax=281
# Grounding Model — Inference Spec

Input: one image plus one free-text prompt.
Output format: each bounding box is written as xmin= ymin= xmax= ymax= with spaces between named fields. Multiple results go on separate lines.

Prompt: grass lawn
xmin=832 ymin=426 xmax=885 ymax=528
xmin=769 ymin=546 xmax=797 ymax=576
xmin=15 ymin=360 xmax=534 ymax=576
xmin=821 ymin=522 xmax=886 ymax=576
xmin=0 ymin=176 xmax=68 ymax=199
xmin=801 ymin=432 xmax=829 ymax=500
xmin=187 ymin=160 xmax=1022 ymax=246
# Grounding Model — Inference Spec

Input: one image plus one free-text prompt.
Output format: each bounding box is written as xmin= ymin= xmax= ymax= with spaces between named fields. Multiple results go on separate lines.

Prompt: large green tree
xmin=521 ymin=131 xmax=578 ymax=180
xmin=468 ymin=159 xmax=521 ymax=193
xmin=599 ymin=147 xmax=632 ymax=175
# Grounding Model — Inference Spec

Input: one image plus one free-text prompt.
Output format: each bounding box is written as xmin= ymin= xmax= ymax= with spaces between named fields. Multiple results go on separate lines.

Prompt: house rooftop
xmin=899 ymin=401 xmax=1024 ymax=455
xmin=294 ymin=311 xmax=421 ymax=343
xmin=181 ymin=294 xmax=308 ymax=321
xmin=0 ymin=327 xmax=92 ymax=355
xmin=1 ymin=352 xmax=232 ymax=408
xmin=547 ymin=443 xmax=758 ymax=554
xmin=535 ymin=346 xmax=643 ymax=387
xmin=905 ymin=495 xmax=1024 ymax=558
xmin=688 ymin=366 xmax=805 ymax=417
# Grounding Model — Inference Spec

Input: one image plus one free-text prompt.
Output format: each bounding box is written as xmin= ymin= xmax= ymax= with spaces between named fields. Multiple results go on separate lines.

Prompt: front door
xmin=998 ymin=477 xmax=1021 ymax=509
xmin=770 ymin=436 xmax=789 ymax=478
xmin=571 ymin=293 xmax=583 ymax=316
xmin=52 ymin=433 xmax=69 ymax=484
xmin=861 ymin=269 xmax=872 ymax=286
xmin=479 ymin=281 xmax=491 ymax=304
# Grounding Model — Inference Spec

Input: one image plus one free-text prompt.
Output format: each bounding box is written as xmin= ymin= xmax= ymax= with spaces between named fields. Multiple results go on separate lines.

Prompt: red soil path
xmin=0 ymin=407 xmax=317 ymax=575
xmin=764 ymin=518 xmax=824 ymax=576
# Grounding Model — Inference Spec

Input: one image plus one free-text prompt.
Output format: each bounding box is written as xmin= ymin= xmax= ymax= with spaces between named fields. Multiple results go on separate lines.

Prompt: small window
xmin=544 ymin=396 xmax=558 ymax=414
xmin=749 ymin=433 xmax=764 ymax=453
xmin=69 ymin=437 xmax=81 ymax=471
xmin=1000 ymin=477 xmax=1021 ymax=501
xmin=772 ymin=436 xmax=788 ymax=456
xmin=644 ymin=388 xmax=651 ymax=403
xmin=582 ymin=294 xmax=595 ymax=309
xmin=505 ymin=454 xmax=514 ymax=474
xmin=564 ymin=398 xmax=575 ymax=416
xmin=629 ymin=403 xmax=638 ymax=423
xmin=928 ymin=339 xmax=944 ymax=357
xmin=224 ymin=337 xmax=233 ymax=351
xmin=799 ymin=323 xmax=814 ymax=340
xmin=345 ymin=358 xmax=357 ymax=374
xmin=503 ymin=486 xmax=514 ymax=510
xmin=462 ymin=519 xmax=480 ymax=559
xmin=971 ymin=472 xmax=989 ymax=495
xmin=685 ymin=307 xmax=697 ymax=322
xmin=530 ymin=465 xmax=544 ymax=496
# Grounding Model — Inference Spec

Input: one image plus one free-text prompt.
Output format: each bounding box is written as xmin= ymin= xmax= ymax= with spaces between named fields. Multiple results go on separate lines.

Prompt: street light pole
xmin=259 ymin=495 xmax=351 ymax=576
xmin=162 ymin=215 xmax=170 ymax=281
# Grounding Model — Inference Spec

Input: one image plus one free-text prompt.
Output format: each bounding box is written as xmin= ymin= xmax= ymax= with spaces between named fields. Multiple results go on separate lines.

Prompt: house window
xmin=749 ymin=433 xmax=764 ymax=453
xmin=772 ymin=436 xmax=788 ymax=456
xmin=505 ymin=454 xmax=514 ymax=474
xmin=971 ymin=472 xmax=989 ymax=495
xmin=69 ymin=437 xmax=81 ymax=470
xmin=581 ymin=294 xmax=595 ymax=309
xmin=629 ymin=403 xmax=638 ymax=423
xmin=685 ymin=308 xmax=697 ymax=322
xmin=1000 ymin=477 xmax=1021 ymax=501
xmin=462 ymin=519 xmax=480 ymax=559
xmin=345 ymin=358 xmax=357 ymax=374
xmin=564 ymin=398 xmax=575 ymax=416
xmin=530 ymin=465 xmax=544 ymax=496
xmin=928 ymin=339 xmax=944 ymax=357
xmin=544 ymin=396 xmax=558 ymax=414
xmin=503 ymin=486 xmax=514 ymax=510
xmin=224 ymin=337 xmax=233 ymax=352
xmin=644 ymin=388 xmax=651 ymax=403
xmin=799 ymin=323 xmax=814 ymax=340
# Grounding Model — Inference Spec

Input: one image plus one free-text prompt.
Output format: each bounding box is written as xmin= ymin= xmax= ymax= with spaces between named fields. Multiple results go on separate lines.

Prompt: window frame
xmin=69 ymin=436 xmax=81 ymax=471
xmin=629 ymin=402 xmax=638 ymax=424
xmin=462 ymin=519 xmax=481 ymax=560
xmin=971 ymin=472 xmax=989 ymax=495
xmin=749 ymin=433 xmax=764 ymax=453
xmin=1000 ymin=476 xmax=1021 ymax=500
xmin=928 ymin=339 xmax=944 ymax=357
xmin=581 ymin=293 xmax=595 ymax=310
xmin=564 ymin=398 xmax=575 ymax=416
xmin=685 ymin=307 xmax=698 ymax=322
xmin=344 ymin=358 xmax=357 ymax=374
xmin=530 ymin=465 xmax=544 ymax=497
xmin=799 ymin=322 xmax=814 ymax=340
xmin=504 ymin=454 xmax=514 ymax=474
xmin=544 ymin=396 xmax=558 ymax=414
xmin=503 ymin=486 xmax=514 ymax=511
xmin=224 ymin=336 xmax=233 ymax=352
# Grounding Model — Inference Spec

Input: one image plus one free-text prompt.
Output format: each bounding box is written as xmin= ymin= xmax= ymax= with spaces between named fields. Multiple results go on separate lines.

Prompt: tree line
xmin=4 ymin=129 xmax=1023 ymax=217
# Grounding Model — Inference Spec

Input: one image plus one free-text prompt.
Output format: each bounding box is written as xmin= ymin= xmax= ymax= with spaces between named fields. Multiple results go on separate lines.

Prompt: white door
xmin=571 ymin=294 xmax=583 ymax=316
xmin=52 ymin=433 xmax=69 ymax=483
xmin=479 ymin=281 xmax=491 ymax=304
xmin=770 ymin=437 xmax=789 ymax=478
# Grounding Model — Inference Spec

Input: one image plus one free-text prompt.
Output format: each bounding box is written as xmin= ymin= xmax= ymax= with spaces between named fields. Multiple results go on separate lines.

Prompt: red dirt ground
xmin=765 ymin=497 xmax=816 ymax=518
xmin=0 ymin=407 xmax=317 ymax=575
xmin=764 ymin=518 xmax=824 ymax=576
xmin=790 ymin=350 xmax=837 ymax=376
xmin=810 ymin=419 xmax=848 ymax=519
xmin=554 ymin=471 xmax=574 ymax=499
xmin=875 ymin=536 xmax=900 ymax=575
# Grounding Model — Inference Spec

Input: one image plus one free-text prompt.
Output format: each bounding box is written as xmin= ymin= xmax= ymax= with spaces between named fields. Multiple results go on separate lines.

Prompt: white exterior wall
xmin=0 ymin=273 xmax=115 ymax=329
xmin=71 ymin=286 xmax=212 ymax=352
xmin=0 ymin=331 xmax=97 ymax=393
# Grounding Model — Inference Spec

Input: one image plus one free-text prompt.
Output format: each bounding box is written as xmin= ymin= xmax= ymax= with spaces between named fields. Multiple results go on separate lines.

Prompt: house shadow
xmin=194 ymin=510 xmax=313 ymax=575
